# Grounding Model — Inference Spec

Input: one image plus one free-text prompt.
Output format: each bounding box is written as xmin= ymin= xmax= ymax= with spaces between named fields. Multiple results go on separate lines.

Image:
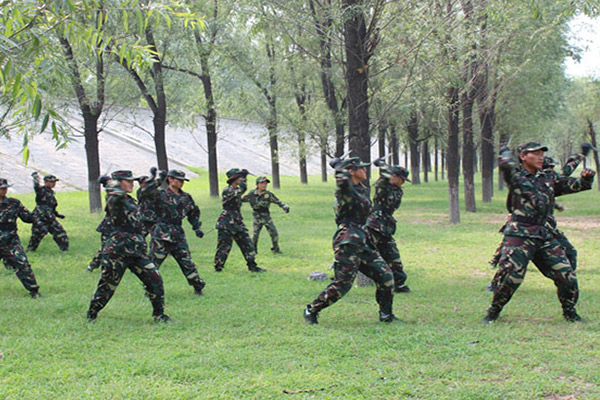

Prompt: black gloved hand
xmin=283 ymin=205 xmax=290 ymax=213
xmin=195 ymin=229 xmax=204 ymax=238
xmin=581 ymin=142 xmax=595 ymax=157
xmin=158 ymin=170 xmax=168 ymax=182
xmin=98 ymin=175 xmax=111 ymax=187
xmin=329 ymin=157 xmax=342 ymax=169
xmin=150 ymin=167 xmax=158 ymax=180
xmin=56 ymin=213 xmax=65 ymax=219
xmin=240 ymin=169 xmax=250 ymax=177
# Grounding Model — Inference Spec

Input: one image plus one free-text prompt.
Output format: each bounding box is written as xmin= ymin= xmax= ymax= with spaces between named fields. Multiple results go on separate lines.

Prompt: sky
xmin=564 ymin=14 xmax=600 ymax=79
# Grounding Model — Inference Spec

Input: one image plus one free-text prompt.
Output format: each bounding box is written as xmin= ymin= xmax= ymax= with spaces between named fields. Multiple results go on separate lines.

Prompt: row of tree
xmin=1 ymin=0 xmax=599 ymax=222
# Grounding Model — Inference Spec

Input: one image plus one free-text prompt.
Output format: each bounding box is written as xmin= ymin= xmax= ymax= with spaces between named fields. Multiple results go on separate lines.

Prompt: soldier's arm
xmin=186 ymin=196 xmax=202 ymax=232
xmin=561 ymin=153 xmax=584 ymax=177
xmin=555 ymin=170 xmax=595 ymax=196
xmin=498 ymin=148 xmax=519 ymax=188
xmin=269 ymin=191 xmax=288 ymax=210
xmin=17 ymin=201 xmax=36 ymax=224
xmin=32 ymin=173 xmax=42 ymax=194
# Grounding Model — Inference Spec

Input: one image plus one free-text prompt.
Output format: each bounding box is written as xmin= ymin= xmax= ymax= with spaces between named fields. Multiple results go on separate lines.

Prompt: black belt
xmin=253 ymin=207 xmax=269 ymax=213
xmin=511 ymin=215 xmax=546 ymax=225
xmin=159 ymin=218 xmax=182 ymax=225
xmin=0 ymin=222 xmax=16 ymax=231
xmin=114 ymin=226 xmax=140 ymax=234
xmin=337 ymin=217 xmax=367 ymax=225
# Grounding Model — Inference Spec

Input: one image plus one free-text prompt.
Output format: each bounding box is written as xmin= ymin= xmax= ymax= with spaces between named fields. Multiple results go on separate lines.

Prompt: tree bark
xmin=498 ymin=130 xmax=508 ymax=191
xmin=407 ymin=110 xmax=421 ymax=184
xmin=422 ymin=140 xmax=429 ymax=183
xmin=447 ymin=86 xmax=461 ymax=224
xmin=294 ymin=86 xmax=309 ymax=184
xmin=587 ymin=118 xmax=600 ymax=190
xmin=378 ymin=122 xmax=386 ymax=158
xmin=461 ymin=86 xmax=476 ymax=212
xmin=390 ymin=126 xmax=400 ymax=165
xmin=434 ymin=136 xmax=439 ymax=182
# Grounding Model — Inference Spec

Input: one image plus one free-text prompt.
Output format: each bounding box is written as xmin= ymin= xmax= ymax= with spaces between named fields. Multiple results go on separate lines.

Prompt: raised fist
xmin=150 ymin=166 xmax=158 ymax=179
xmin=329 ymin=157 xmax=342 ymax=169
xmin=98 ymin=175 xmax=111 ymax=187
xmin=499 ymin=145 xmax=510 ymax=155
xmin=373 ymin=157 xmax=386 ymax=168
xmin=581 ymin=142 xmax=595 ymax=157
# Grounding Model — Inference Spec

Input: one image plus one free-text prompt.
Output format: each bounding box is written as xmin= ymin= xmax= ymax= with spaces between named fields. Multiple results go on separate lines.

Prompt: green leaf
xmin=22 ymin=145 xmax=30 ymax=165
xmin=52 ymin=121 xmax=59 ymax=140
xmin=32 ymin=96 xmax=42 ymax=120
xmin=40 ymin=113 xmax=50 ymax=133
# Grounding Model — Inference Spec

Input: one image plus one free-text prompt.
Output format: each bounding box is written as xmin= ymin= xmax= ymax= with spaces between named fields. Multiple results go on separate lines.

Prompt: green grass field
xmin=1 ymin=172 xmax=599 ymax=399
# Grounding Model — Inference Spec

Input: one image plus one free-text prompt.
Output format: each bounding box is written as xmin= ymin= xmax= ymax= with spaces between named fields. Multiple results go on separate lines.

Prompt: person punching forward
xmin=303 ymin=157 xmax=397 ymax=325
xmin=482 ymin=142 xmax=595 ymax=324
xmin=86 ymin=171 xmax=169 ymax=323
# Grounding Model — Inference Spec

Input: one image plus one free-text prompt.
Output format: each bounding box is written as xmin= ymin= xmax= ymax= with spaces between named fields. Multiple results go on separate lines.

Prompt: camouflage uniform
xmin=145 ymin=170 xmax=206 ymax=294
xmin=365 ymin=165 xmax=411 ymax=293
xmin=27 ymin=174 xmax=68 ymax=251
xmin=214 ymin=169 xmax=262 ymax=272
xmin=484 ymin=144 xmax=594 ymax=322
xmin=86 ymin=207 xmax=113 ymax=272
xmin=87 ymin=171 xmax=166 ymax=321
xmin=0 ymin=178 xmax=40 ymax=296
xmin=242 ymin=178 xmax=289 ymax=253
xmin=136 ymin=177 xmax=156 ymax=237
xmin=305 ymin=158 xmax=395 ymax=323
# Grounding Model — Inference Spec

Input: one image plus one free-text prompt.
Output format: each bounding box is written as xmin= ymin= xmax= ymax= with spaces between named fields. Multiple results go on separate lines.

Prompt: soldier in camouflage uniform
xmin=27 ymin=173 xmax=68 ymax=252
xmin=87 ymin=170 xmax=169 ymax=322
xmin=486 ymin=146 xmax=590 ymax=291
xmin=304 ymin=157 xmax=396 ymax=324
xmin=136 ymin=176 xmax=156 ymax=237
xmin=482 ymin=142 xmax=595 ymax=324
xmin=366 ymin=158 xmax=412 ymax=293
xmin=145 ymin=170 xmax=206 ymax=296
xmin=242 ymin=176 xmax=289 ymax=254
xmin=0 ymin=178 xmax=41 ymax=297
xmin=214 ymin=168 xmax=265 ymax=272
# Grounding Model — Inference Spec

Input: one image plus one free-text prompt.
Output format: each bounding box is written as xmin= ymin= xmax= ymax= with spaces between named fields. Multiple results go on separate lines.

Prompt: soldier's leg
xmin=485 ymin=236 xmax=536 ymax=320
xmin=48 ymin=220 xmax=69 ymax=251
xmin=129 ymin=256 xmax=166 ymax=317
xmin=376 ymin=236 xmax=408 ymax=292
xmin=214 ymin=229 xmax=234 ymax=271
xmin=264 ymin=216 xmax=281 ymax=253
xmin=87 ymin=255 xmax=127 ymax=318
xmin=233 ymin=229 xmax=259 ymax=270
xmin=87 ymin=234 xmax=108 ymax=271
xmin=555 ymin=230 xmax=577 ymax=271
xmin=534 ymin=239 xmax=579 ymax=319
xmin=307 ymin=245 xmax=360 ymax=314
xmin=252 ymin=217 xmax=264 ymax=252
xmin=358 ymin=251 xmax=395 ymax=318
xmin=27 ymin=221 xmax=47 ymax=251
xmin=4 ymin=243 xmax=40 ymax=295
xmin=149 ymin=236 xmax=170 ymax=269
xmin=171 ymin=241 xmax=206 ymax=293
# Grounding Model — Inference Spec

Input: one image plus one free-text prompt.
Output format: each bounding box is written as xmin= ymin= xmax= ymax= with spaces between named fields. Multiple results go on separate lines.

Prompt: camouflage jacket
xmin=0 ymin=197 xmax=35 ymax=246
xmin=332 ymin=170 xmax=373 ymax=251
xmin=365 ymin=176 xmax=403 ymax=237
xmin=136 ymin=186 xmax=157 ymax=225
xmin=101 ymin=190 xmax=147 ymax=256
xmin=216 ymin=180 xmax=247 ymax=232
xmin=144 ymin=183 xmax=201 ymax=242
xmin=242 ymin=189 xmax=288 ymax=216
xmin=545 ymin=153 xmax=585 ymax=231
xmin=500 ymin=150 xmax=593 ymax=239
xmin=95 ymin=193 xmax=113 ymax=235
xmin=33 ymin=181 xmax=60 ymax=222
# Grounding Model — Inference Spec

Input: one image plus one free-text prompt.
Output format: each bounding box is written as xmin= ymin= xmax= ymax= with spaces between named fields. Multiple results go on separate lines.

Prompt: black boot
xmin=194 ymin=281 xmax=206 ymax=296
xmin=481 ymin=306 xmax=501 ymax=324
xmin=379 ymin=312 xmax=400 ymax=322
xmin=86 ymin=310 xmax=97 ymax=322
xmin=154 ymin=314 xmax=171 ymax=322
xmin=303 ymin=306 xmax=319 ymax=324
xmin=563 ymin=309 xmax=583 ymax=322
xmin=249 ymin=266 xmax=266 ymax=273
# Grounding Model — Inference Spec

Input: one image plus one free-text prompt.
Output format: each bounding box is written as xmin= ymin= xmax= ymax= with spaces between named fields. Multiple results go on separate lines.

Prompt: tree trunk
xmin=294 ymin=87 xmax=309 ymax=184
xmin=587 ymin=118 xmax=600 ymax=190
xmin=390 ymin=126 xmax=400 ymax=165
xmin=83 ymin=114 xmax=102 ymax=212
xmin=447 ymin=86 xmax=461 ymax=224
xmin=320 ymin=136 xmax=328 ymax=182
xmin=498 ymin=130 xmax=508 ymax=191
xmin=404 ymin=145 xmax=409 ymax=169
xmin=441 ymin=147 xmax=446 ymax=181
xmin=407 ymin=110 xmax=421 ymax=184
xmin=343 ymin=0 xmax=370 ymax=168
xmin=267 ymin=104 xmax=280 ymax=189
xmin=461 ymin=89 xmax=476 ymax=212
xmin=434 ymin=136 xmax=439 ymax=182
xmin=422 ymin=140 xmax=429 ymax=183
xmin=378 ymin=122 xmax=386 ymax=158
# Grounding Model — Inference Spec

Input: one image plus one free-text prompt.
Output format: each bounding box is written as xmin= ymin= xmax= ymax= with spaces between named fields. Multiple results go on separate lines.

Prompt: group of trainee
xmin=0 ymin=140 xmax=595 ymax=325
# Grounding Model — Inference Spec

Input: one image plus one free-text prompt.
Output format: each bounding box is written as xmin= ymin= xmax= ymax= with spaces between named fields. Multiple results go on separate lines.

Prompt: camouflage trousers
xmin=488 ymin=236 xmax=578 ymax=315
xmin=149 ymin=238 xmax=205 ymax=291
xmin=28 ymin=218 xmax=68 ymax=251
xmin=1 ymin=240 xmax=40 ymax=294
xmin=88 ymin=254 xmax=164 ymax=316
xmin=252 ymin=213 xmax=279 ymax=252
xmin=308 ymin=244 xmax=394 ymax=315
xmin=372 ymin=232 xmax=407 ymax=289
xmin=214 ymin=228 xmax=257 ymax=271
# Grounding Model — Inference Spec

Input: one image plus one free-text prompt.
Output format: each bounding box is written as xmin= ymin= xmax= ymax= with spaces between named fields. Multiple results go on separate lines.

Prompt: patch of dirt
xmin=555 ymin=216 xmax=600 ymax=230
xmin=544 ymin=395 xmax=577 ymax=400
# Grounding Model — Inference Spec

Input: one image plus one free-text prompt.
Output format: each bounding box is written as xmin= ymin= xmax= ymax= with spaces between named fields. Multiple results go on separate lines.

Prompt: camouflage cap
xmin=0 ymin=178 xmax=12 ymax=188
xmin=226 ymin=168 xmax=241 ymax=179
xmin=256 ymin=176 xmax=270 ymax=184
xmin=167 ymin=169 xmax=189 ymax=181
xmin=518 ymin=141 xmax=548 ymax=154
xmin=389 ymin=166 xmax=411 ymax=182
xmin=43 ymin=175 xmax=59 ymax=182
xmin=542 ymin=156 xmax=556 ymax=169
xmin=111 ymin=170 xmax=137 ymax=181
xmin=340 ymin=157 xmax=370 ymax=169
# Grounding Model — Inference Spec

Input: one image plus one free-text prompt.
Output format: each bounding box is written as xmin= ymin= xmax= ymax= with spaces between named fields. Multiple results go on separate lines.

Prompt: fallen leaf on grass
xmin=283 ymin=384 xmax=336 ymax=394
